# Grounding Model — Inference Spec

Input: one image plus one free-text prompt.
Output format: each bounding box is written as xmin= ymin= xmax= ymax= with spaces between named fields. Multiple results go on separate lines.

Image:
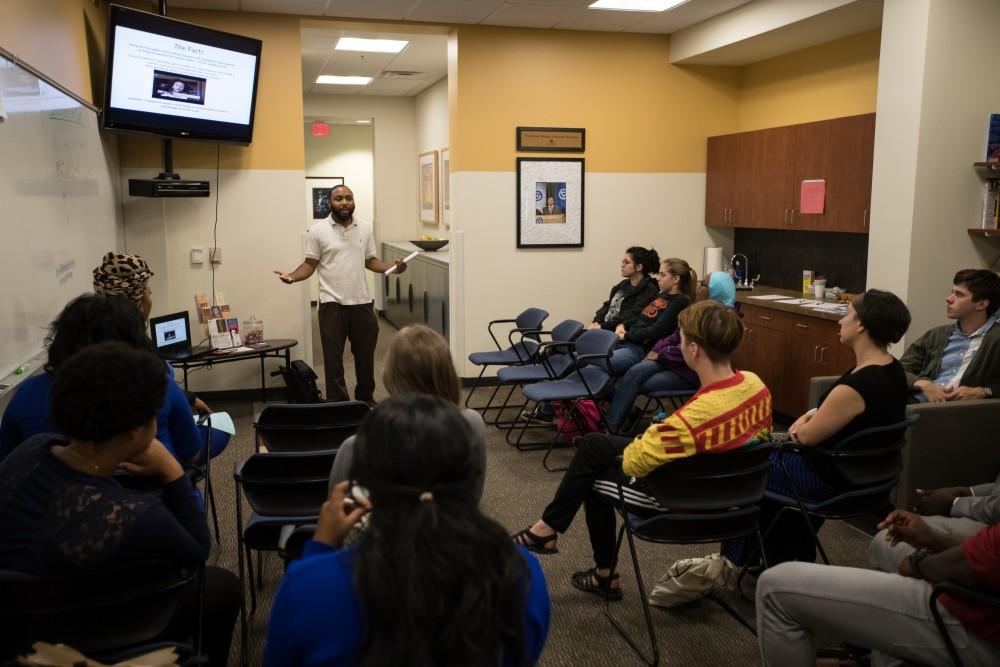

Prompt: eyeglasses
xmin=621 ymin=259 xmax=633 ymax=266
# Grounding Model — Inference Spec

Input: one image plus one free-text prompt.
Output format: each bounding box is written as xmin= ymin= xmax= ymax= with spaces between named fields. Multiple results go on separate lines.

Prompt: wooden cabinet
xmin=380 ymin=244 xmax=449 ymax=340
xmin=706 ymin=114 xmax=875 ymax=233
xmin=735 ymin=304 xmax=855 ymax=417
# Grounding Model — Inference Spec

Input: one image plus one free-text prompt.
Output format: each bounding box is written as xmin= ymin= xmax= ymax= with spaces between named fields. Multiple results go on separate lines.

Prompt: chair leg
xmin=604 ymin=522 xmax=659 ymax=666
xmin=204 ymin=472 xmax=220 ymax=546
xmin=463 ymin=366 xmax=489 ymax=409
xmin=234 ymin=479 xmax=248 ymax=667
xmin=246 ymin=543 xmax=258 ymax=617
xmin=256 ymin=551 xmax=264 ymax=590
xmin=506 ymin=401 xmax=552 ymax=452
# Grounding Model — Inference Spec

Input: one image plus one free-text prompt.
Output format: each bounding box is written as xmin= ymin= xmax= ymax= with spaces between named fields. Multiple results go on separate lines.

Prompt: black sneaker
xmin=520 ymin=406 xmax=553 ymax=423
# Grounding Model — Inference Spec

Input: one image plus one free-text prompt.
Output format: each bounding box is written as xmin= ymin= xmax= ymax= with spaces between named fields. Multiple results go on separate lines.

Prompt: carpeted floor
xmin=203 ymin=311 xmax=875 ymax=666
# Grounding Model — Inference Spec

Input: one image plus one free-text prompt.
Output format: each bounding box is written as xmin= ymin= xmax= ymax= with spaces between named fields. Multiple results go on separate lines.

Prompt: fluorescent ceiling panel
xmin=336 ymin=37 xmax=409 ymax=53
xmin=589 ymin=0 xmax=689 ymax=10
xmin=316 ymin=75 xmax=373 ymax=85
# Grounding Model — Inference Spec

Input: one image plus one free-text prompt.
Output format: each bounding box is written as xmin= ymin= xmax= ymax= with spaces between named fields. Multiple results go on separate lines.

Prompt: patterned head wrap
xmin=92 ymin=252 xmax=154 ymax=304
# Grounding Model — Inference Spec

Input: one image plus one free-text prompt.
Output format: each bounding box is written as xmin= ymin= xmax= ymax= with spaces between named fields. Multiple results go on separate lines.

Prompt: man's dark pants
xmin=317 ymin=301 xmax=379 ymax=402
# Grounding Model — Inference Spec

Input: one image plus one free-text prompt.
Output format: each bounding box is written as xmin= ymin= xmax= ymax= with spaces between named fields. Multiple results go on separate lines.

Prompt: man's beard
xmin=332 ymin=206 xmax=354 ymax=222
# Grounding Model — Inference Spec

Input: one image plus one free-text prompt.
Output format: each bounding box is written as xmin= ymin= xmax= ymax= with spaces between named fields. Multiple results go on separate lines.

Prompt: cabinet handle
xmin=783 ymin=209 xmax=788 ymax=225
xmin=819 ymin=347 xmax=826 ymax=365
xmin=789 ymin=209 xmax=795 ymax=226
xmin=726 ymin=208 xmax=732 ymax=224
xmin=408 ymin=284 xmax=414 ymax=312
xmin=423 ymin=291 xmax=429 ymax=323
xmin=759 ymin=315 xmax=773 ymax=321
xmin=813 ymin=345 xmax=820 ymax=363
xmin=863 ymin=209 xmax=869 ymax=228
xmin=795 ymin=322 xmax=810 ymax=329
xmin=730 ymin=209 xmax=735 ymax=225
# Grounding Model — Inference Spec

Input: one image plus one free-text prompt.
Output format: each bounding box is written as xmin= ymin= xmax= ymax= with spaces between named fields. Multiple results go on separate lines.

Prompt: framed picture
xmin=305 ymin=176 xmax=345 ymax=220
xmin=516 ymin=158 xmax=584 ymax=248
xmin=516 ymin=126 xmax=586 ymax=152
xmin=440 ymin=147 xmax=450 ymax=227
xmin=418 ymin=150 xmax=439 ymax=225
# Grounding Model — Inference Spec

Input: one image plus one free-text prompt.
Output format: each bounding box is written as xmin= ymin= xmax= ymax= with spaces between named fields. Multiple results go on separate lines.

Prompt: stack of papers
xmin=747 ymin=294 xmax=847 ymax=314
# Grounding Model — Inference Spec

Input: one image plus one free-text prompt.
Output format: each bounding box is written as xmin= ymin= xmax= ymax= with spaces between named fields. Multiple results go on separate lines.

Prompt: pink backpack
xmin=552 ymin=399 xmax=603 ymax=441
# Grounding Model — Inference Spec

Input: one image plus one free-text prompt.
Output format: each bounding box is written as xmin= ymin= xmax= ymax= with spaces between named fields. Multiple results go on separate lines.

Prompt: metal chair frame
xmin=929 ymin=582 xmax=1000 ymax=667
xmin=604 ymin=446 xmax=774 ymax=666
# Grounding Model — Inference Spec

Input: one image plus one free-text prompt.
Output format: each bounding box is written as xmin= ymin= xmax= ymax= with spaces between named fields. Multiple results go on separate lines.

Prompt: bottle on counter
xmin=802 ymin=270 xmax=814 ymax=295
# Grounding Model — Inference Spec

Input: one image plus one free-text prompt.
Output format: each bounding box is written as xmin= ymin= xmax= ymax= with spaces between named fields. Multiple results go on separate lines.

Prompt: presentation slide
xmin=154 ymin=318 xmax=189 ymax=348
xmin=109 ymin=26 xmax=257 ymax=125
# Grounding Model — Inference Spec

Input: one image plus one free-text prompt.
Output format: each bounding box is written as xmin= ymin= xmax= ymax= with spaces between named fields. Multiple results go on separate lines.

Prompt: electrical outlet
xmin=209 ymin=247 xmax=222 ymax=264
xmin=190 ymin=248 xmax=205 ymax=265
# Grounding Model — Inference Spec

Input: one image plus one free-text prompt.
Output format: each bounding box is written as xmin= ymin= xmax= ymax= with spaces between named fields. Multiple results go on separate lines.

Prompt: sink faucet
xmin=731 ymin=253 xmax=750 ymax=288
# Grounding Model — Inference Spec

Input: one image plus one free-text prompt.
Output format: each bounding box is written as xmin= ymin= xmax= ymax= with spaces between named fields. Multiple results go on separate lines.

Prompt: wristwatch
xmin=909 ymin=548 xmax=931 ymax=579
xmin=984 ymin=386 xmax=993 ymax=398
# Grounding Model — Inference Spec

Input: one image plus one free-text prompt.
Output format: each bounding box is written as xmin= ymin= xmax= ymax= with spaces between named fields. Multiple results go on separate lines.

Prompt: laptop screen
xmin=149 ymin=311 xmax=191 ymax=353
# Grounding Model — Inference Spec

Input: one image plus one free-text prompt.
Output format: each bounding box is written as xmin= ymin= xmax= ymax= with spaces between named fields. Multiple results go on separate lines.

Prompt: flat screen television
xmin=101 ymin=5 xmax=262 ymax=145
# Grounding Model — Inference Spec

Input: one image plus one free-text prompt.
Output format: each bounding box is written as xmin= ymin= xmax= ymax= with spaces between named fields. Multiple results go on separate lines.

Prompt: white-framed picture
xmin=419 ymin=150 xmax=439 ymax=226
xmin=305 ymin=176 xmax=345 ymax=221
xmin=440 ymin=147 xmax=450 ymax=227
xmin=516 ymin=158 xmax=584 ymax=248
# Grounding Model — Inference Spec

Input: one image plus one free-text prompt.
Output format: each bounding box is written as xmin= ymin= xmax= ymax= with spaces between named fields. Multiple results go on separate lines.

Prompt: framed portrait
xmin=418 ymin=150 xmax=439 ymax=225
xmin=305 ymin=176 xmax=345 ymax=220
xmin=440 ymin=147 xmax=450 ymax=227
xmin=516 ymin=158 xmax=584 ymax=248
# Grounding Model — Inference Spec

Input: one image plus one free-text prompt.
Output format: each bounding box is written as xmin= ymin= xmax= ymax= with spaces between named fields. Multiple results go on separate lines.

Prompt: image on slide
xmin=151 ymin=69 xmax=206 ymax=105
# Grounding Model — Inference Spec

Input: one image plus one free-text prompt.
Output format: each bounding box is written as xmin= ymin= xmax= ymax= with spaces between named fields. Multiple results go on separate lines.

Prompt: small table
xmin=172 ymin=339 xmax=298 ymax=403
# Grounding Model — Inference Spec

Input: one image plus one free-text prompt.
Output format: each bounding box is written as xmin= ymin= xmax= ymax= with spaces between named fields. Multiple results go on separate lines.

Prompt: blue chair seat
xmin=497 ymin=354 xmax=573 ymax=383
xmin=469 ymin=340 xmax=539 ymax=366
xmin=522 ymin=365 xmax=612 ymax=403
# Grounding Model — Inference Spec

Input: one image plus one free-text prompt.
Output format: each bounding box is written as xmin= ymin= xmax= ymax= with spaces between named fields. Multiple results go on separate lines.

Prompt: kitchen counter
xmin=735 ymin=285 xmax=847 ymax=323
xmin=384 ymin=240 xmax=449 ymax=268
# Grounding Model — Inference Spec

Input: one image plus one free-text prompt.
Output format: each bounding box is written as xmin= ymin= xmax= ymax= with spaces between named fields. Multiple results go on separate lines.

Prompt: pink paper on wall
xmin=800 ymin=179 xmax=826 ymax=214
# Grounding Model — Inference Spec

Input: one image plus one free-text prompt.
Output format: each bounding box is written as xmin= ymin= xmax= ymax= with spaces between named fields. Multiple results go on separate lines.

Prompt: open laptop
xmin=149 ymin=311 xmax=211 ymax=361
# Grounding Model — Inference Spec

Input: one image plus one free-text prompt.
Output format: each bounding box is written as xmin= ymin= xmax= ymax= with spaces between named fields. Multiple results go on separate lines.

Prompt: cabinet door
xmin=792 ymin=114 xmax=875 ymax=233
xmin=747 ymin=325 xmax=788 ymax=410
xmin=748 ymin=126 xmax=795 ymax=230
xmin=706 ymin=135 xmax=737 ymax=228
xmin=424 ymin=263 xmax=449 ymax=339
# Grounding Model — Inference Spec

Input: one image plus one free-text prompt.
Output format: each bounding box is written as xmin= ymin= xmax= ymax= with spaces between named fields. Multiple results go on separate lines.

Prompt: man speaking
xmin=275 ymin=185 xmax=405 ymax=404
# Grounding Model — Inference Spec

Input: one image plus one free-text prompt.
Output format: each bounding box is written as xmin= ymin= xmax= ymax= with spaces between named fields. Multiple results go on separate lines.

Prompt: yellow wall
xmin=451 ymin=26 xmax=740 ymax=173
xmin=116 ymin=9 xmax=304 ymax=171
xmin=0 ymin=0 xmax=105 ymax=105
xmin=736 ymin=29 xmax=880 ymax=132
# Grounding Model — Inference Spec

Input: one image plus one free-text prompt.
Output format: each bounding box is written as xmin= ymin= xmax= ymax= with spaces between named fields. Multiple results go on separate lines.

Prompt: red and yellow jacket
xmin=622 ymin=371 xmax=772 ymax=478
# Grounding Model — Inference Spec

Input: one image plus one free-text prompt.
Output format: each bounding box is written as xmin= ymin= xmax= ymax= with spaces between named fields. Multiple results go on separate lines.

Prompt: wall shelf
xmin=967 ymin=228 xmax=1000 ymax=238
xmin=974 ymin=162 xmax=1000 ymax=173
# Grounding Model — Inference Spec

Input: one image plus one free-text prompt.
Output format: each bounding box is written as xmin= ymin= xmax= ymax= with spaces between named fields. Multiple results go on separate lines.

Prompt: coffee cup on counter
xmin=813 ymin=278 xmax=827 ymax=300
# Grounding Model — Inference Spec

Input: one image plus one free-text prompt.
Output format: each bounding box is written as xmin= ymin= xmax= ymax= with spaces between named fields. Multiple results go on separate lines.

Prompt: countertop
xmin=383 ymin=241 xmax=450 ymax=267
xmin=735 ymin=285 xmax=848 ymax=322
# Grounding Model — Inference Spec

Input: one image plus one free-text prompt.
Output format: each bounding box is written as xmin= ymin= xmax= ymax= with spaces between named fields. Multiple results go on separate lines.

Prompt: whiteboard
xmin=0 ymin=50 xmax=120 ymax=389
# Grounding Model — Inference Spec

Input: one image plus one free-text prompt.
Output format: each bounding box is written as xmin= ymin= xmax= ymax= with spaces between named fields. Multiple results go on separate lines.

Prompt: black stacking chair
xmin=253 ymin=400 xmax=369 ymax=453
xmin=465 ymin=307 xmax=549 ymax=418
xmin=0 ymin=561 xmax=200 ymax=664
xmin=930 ymin=582 xmax=1000 ymax=667
xmin=624 ymin=387 xmax=697 ymax=435
xmin=491 ymin=319 xmax=585 ymax=428
xmin=233 ymin=450 xmax=335 ymax=664
xmin=605 ymin=444 xmax=774 ymax=666
xmin=511 ymin=328 xmax=618 ymax=471
xmin=761 ymin=414 xmax=918 ymax=565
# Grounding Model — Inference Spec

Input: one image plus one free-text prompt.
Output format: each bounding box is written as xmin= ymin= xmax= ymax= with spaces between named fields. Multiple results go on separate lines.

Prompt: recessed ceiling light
xmin=589 ymin=0 xmax=689 ymax=11
xmin=355 ymin=120 xmax=372 ymax=124
xmin=335 ymin=37 xmax=408 ymax=54
xmin=316 ymin=75 xmax=372 ymax=86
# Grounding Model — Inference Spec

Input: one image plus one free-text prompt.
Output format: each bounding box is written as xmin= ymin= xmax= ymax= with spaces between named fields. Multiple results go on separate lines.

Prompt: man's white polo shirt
xmin=304 ymin=215 xmax=377 ymax=305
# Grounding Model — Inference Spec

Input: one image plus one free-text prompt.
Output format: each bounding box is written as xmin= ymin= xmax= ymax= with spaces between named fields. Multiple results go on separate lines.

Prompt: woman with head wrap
xmin=603 ymin=272 xmax=738 ymax=434
xmin=93 ymin=251 xmax=213 ymax=418
xmin=93 ymin=251 xmax=155 ymax=320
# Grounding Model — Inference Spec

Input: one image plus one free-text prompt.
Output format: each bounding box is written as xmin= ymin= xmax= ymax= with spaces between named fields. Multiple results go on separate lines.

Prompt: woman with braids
xmin=0 ymin=294 xmax=204 ymax=464
xmin=264 ymin=394 xmax=550 ymax=666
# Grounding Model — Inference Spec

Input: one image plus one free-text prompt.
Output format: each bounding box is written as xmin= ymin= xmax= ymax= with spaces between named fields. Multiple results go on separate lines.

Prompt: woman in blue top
xmin=0 ymin=294 xmax=203 ymax=464
xmin=265 ymin=394 xmax=551 ymax=666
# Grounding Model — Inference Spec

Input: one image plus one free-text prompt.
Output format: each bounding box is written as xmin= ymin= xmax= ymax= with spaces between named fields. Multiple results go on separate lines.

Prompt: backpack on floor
xmin=273 ymin=360 xmax=323 ymax=403
xmin=552 ymin=399 xmax=603 ymax=442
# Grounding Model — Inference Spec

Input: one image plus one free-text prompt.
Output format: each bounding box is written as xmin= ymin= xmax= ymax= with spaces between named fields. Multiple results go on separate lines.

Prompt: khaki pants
xmin=318 ymin=302 xmax=378 ymax=403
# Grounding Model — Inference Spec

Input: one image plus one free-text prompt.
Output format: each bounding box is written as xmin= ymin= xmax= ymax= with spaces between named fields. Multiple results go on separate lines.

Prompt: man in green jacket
xmin=900 ymin=269 xmax=1000 ymax=402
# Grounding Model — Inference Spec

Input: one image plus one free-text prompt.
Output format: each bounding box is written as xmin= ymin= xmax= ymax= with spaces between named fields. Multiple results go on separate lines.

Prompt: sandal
xmin=512 ymin=527 xmax=559 ymax=555
xmin=571 ymin=568 xmax=623 ymax=601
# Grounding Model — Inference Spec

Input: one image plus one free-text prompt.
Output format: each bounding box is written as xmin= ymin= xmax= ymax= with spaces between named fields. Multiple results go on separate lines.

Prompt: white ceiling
xmin=167 ymin=0 xmax=756 ymax=33
xmin=164 ymin=0 xmax=882 ymax=97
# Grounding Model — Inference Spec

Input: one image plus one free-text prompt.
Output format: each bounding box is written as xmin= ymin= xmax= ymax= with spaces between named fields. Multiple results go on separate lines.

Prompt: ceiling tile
xmin=481 ymin=3 xmax=575 ymax=28
xmin=553 ymin=7 xmax=647 ymax=31
xmin=322 ymin=50 xmax=396 ymax=77
xmin=407 ymin=0 xmax=503 ymax=23
xmin=324 ymin=0 xmax=416 ymax=19
xmin=301 ymin=50 xmax=329 ymax=83
xmin=361 ymin=78 xmax=425 ymax=95
xmin=385 ymin=36 xmax=447 ymax=71
xmin=241 ymin=0 xmax=328 ymax=15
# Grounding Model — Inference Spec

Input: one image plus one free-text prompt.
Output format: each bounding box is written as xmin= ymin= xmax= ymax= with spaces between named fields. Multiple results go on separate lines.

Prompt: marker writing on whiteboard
xmin=14 ymin=364 xmax=29 ymax=375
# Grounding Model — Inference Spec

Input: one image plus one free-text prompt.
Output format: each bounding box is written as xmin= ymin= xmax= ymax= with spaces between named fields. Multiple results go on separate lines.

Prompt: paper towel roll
xmin=704 ymin=247 xmax=724 ymax=276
